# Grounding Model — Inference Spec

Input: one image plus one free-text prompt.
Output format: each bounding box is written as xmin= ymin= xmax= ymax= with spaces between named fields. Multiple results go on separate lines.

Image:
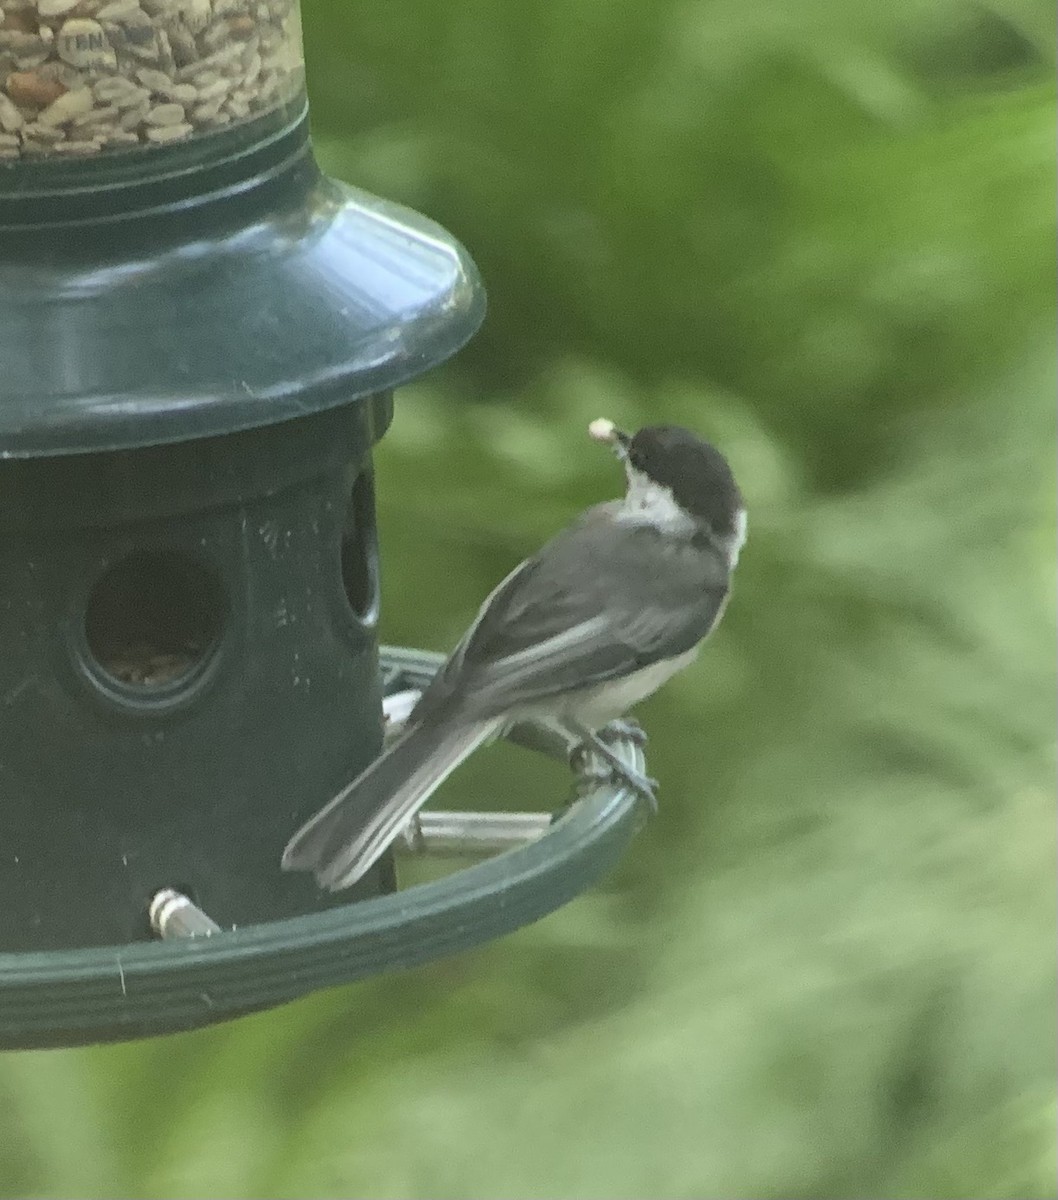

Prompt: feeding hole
xmin=84 ymin=550 xmax=225 ymax=691
xmin=340 ymin=470 xmax=380 ymax=625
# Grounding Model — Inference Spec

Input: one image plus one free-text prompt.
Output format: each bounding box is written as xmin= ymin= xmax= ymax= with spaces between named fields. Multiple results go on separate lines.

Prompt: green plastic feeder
xmin=0 ymin=0 xmax=646 ymax=1051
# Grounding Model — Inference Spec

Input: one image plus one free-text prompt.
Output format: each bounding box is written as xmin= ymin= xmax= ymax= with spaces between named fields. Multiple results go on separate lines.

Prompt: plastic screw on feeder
xmin=149 ymin=890 xmax=223 ymax=940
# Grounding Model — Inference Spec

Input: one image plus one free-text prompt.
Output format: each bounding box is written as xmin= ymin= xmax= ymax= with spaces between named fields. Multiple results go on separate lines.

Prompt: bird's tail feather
xmin=281 ymin=716 xmax=499 ymax=891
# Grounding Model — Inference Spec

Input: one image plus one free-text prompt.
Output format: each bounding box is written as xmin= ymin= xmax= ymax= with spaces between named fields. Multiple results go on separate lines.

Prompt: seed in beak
xmin=588 ymin=417 xmax=617 ymax=443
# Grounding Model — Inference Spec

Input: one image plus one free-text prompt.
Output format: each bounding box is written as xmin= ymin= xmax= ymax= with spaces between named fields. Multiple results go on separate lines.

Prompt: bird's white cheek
xmin=619 ymin=471 xmax=696 ymax=534
xmin=726 ymin=508 xmax=748 ymax=568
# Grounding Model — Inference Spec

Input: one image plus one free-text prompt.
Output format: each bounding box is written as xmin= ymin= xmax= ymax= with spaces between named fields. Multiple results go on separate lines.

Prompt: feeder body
xmin=0 ymin=404 xmax=394 ymax=951
xmin=0 ymin=0 xmax=483 ymax=998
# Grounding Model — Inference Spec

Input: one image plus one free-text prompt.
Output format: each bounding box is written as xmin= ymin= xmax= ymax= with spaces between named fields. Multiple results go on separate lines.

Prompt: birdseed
xmin=0 ymin=0 xmax=304 ymax=160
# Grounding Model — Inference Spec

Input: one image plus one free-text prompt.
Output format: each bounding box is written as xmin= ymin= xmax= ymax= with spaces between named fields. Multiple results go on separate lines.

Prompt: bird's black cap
xmin=627 ymin=425 xmax=743 ymax=535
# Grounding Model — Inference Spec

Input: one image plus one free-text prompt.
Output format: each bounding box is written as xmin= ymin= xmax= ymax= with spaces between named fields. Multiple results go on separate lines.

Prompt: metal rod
xmin=396 ymin=810 xmax=554 ymax=856
xmin=148 ymin=888 xmax=222 ymax=939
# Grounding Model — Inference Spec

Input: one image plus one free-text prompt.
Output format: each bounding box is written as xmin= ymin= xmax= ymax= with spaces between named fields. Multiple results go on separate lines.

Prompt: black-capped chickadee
xmin=282 ymin=419 xmax=746 ymax=892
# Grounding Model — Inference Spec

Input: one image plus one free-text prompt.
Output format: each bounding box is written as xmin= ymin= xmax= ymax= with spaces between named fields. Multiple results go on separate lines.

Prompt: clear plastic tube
xmin=0 ymin=0 xmax=305 ymax=159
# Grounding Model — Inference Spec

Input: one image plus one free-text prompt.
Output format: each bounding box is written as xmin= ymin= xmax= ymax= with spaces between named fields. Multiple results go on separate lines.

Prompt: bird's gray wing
xmin=412 ymin=507 xmax=731 ymax=722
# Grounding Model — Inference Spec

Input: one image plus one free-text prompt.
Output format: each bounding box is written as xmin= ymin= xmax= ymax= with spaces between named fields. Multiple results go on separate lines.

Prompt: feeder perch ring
xmin=0 ymin=645 xmax=650 ymax=1050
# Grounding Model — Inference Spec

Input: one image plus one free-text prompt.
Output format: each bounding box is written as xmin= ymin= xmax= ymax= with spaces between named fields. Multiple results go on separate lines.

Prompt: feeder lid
xmin=0 ymin=122 xmax=484 ymax=458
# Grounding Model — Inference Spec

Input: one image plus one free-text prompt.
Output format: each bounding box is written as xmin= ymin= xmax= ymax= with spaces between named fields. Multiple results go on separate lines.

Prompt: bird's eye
xmin=627 ymin=446 xmax=644 ymax=468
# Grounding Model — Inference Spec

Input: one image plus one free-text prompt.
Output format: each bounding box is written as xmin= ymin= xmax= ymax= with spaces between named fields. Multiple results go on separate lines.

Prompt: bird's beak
xmin=588 ymin=418 xmax=631 ymax=461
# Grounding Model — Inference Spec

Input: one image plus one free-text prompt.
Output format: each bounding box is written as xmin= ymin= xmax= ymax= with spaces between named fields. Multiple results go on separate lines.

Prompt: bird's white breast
xmin=556 ymin=647 xmax=700 ymax=730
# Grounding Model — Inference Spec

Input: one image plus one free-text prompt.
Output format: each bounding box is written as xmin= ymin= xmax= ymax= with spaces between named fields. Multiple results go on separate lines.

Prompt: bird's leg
xmin=564 ymin=720 xmax=658 ymax=813
xmin=504 ymin=717 xmax=582 ymax=763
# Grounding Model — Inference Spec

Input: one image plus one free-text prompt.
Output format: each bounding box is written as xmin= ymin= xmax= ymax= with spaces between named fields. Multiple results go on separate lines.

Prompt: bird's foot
xmin=569 ymin=737 xmax=658 ymax=815
xmin=597 ymin=718 xmax=648 ymax=748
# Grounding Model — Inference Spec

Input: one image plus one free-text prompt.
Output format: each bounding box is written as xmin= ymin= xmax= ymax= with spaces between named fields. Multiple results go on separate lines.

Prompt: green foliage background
xmin=2 ymin=0 xmax=1056 ymax=1196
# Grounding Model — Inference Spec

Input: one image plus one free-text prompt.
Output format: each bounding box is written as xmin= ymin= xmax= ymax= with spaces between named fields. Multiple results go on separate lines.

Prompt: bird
xmin=281 ymin=418 xmax=746 ymax=892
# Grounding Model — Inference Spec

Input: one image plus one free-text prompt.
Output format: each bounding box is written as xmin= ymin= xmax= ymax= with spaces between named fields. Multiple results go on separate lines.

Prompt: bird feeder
xmin=0 ymin=0 xmax=647 ymax=1051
